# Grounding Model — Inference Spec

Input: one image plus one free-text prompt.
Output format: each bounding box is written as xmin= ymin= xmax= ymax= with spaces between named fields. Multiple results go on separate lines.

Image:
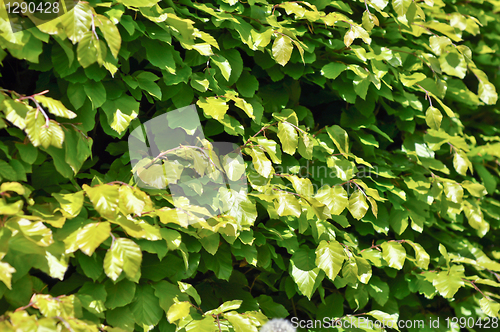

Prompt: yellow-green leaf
xmin=425 ymin=106 xmax=442 ymax=130
xmin=197 ymin=97 xmax=229 ymax=120
xmin=381 ymin=241 xmax=406 ymax=270
xmin=83 ymin=184 xmax=120 ymax=219
xmin=34 ymin=95 xmax=76 ymax=119
xmin=167 ymin=301 xmax=191 ymax=323
xmin=104 ymin=238 xmax=142 ymax=281
xmin=0 ymin=261 xmax=16 ymax=289
xmin=76 ymin=222 xmax=111 ymax=256
xmin=272 ymin=34 xmax=293 ymax=66
xmin=277 ymin=122 xmax=298 ymax=155
xmin=315 ymin=240 xmax=346 ymax=281
xmin=348 ymin=190 xmax=369 ymax=220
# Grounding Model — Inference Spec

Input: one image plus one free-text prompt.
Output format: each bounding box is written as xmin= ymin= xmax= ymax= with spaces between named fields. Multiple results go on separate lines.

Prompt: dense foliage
xmin=0 ymin=0 xmax=500 ymax=331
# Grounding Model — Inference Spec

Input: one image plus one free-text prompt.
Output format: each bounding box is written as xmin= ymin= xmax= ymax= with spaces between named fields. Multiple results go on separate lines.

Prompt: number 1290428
xmin=6 ymin=1 xmax=60 ymax=15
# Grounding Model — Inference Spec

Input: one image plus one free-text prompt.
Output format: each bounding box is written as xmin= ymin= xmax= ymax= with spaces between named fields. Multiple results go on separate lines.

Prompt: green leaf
xmin=84 ymin=81 xmax=107 ymax=109
xmin=464 ymin=201 xmax=489 ymax=237
xmin=111 ymin=109 xmax=138 ymax=134
xmin=0 ymin=261 xmax=16 ymax=289
xmin=356 ymin=256 xmax=372 ymax=284
xmin=219 ymin=188 xmax=257 ymax=227
xmin=83 ymin=184 xmax=119 ymax=220
xmin=15 ymin=142 xmax=38 ymax=164
xmin=167 ymin=301 xmax=191 ymax=323
xmin=78 ymin=252 xmax=103 ymax=281
xmin=432 ymin=265 xmax=465 ymax=298
xmin=131 ymin=284 xmax=163 ymax=326
xmin=118 ymin=186 xmax=151 ymax=216
xmin=236 ymin=71 xmax=259 ymax=98
xmin=277 ymin=122 xmax=298 ymax=155
xmin=102 ymin=95 xmax=139 ymax=134
xmin=197 ymin=97 xmax=229 ymax=120
xmin=405 ymin=240 xmax=430 ymax=269
xmin=202 ymin=245 xmax=233 ymax=279
xmin=439 ymin=52 xmax=467 ymax=78
xmin=389 ymin=208 xmax=408 ymax=235
xmin=257 ymin=295 xmax=289 ymax=318
xmin=429 ymin=36 xmax=452 ymax=56
xmin=453 ymin=149 xmax=471 ymax=176
xmin=392 ymin=0 xmax=412 ymax=17
xmin=479 ymin=297 xmax=500 ymax=318
xmin=233 ymin=97 xmax=254 ymax=119
xmin=136 ymin=72 xmax=162 ymax=99
xmin=60 ymin=2 xmax=93 ymax=43
xmin=425 ymin=106 xmax=442 ymax=130
xmin=53 ymin=191 xmax=84 ymax=219
xmin=290 ymin=248 xmax=321 ymax=299
xmin=105 ymin=279 xmax=136 ymax=309
xmin=199 ymin=233 xmax=220 ymax=255
xmin=225 ymin=311 xmax=258 ymax=332
xmin=104 ymin=238 xmax=142 ymax=281
xmin=34 ymin=95 xmax=76 ymax=119
xmin=381 ymin=241 xmax=406 ymax=270
xmin=461 ymin=180 xmax=487 ymax=197
xmin=178 ymin=282 xmax=202 ymax=306
xmin=40 ymin=121 xmax=65 ymax=149
xmin=211 ymin=54 xmax=231 ymax=81
xmin=362 ymin=11 xmax=378 ymax=31
xmin=321 ymin=62 xmax=347 ymax=80
xmin=367 ymin=310 xmax=399 ymax=328
xmin=207 ymin=300 xmax=243 ymax=315
xmin=315 ymin=185 xmax=348 ymax=215
xmin=0 ymin=161 xmax=17 ymax=182
xmin=342 ymin=259 xmax=358 ymax=285
xmin=249 ymin=148 xmax=273 ymax=178
xmin=96 ymin=14 xmax=121 ymax=58
xmin=443 ymin=181 xmax=463 ymax=204
xmin=25 ymin=109 xmax=46 ymax=148
xmin=0 ymin=182 xmax=25 ymax=195
xmin=3 ymin=99 xmax=30 ymax=130
xmin=185 ymin=317 xmax=217 ymax=332
xmin=64 ymin=128 xmax=92 ymax=174
xmin=190 ymin=74 xmax=209 ymax=92
xmin=298 ymin=132 xmax=314 ymax=160
xmin=328 ymin=156 xmax=354 ymax=181
xmin=326 ymin=125 xmax=349 ymax=156
xmin=348 ymin=190 xmax=369 ymax=220
xmin=367 ymin=276 xmax=390 ymax=306
xmin=272 ymin=35 xmax=293 ymax=67
xmin=77 ymin=32 xmax=100 ymax=68
xmin=344 ymin=29 xmax=355 ymax=48
xmin=76 ymin=222 xmax=111 ymax=256
xmin=315 ymin=240 xmax=346 ymax=281
xmin=475 ymin=164 xmax=497 ymax=195
xmin=274 ymin=193 xmax=302 ymax=218
xmin=400 ymin=72 xmax=427 ymax=87
xmin=152 ymin=281 xmax=187 ymax=316
xmin=222 ymin=154 xmax=246 ymax=182
xmin=478 ymin=81 xmax=498 ymax=105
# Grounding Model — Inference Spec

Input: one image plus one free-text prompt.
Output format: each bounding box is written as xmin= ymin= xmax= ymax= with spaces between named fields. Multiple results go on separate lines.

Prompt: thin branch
xmin=241 ymin=122 xmax=278 ymax=149
xmin=107 ymin=181 xmax=134 ymax=188
xmin=463 ymin=279 xmax=492 ymax=300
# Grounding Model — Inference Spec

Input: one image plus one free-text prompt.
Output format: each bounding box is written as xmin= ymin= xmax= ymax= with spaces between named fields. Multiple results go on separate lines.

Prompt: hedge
xmin=0 ymin=0 xmax=499 ymax=331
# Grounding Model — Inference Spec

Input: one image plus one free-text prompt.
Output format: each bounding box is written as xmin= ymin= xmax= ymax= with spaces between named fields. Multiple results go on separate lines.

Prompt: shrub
xmin=0 ymin=0 xmax=499 ymax=331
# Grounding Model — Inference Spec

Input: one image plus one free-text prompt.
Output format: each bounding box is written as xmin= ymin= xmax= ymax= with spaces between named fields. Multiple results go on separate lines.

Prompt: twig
xmin=241 ymin=122 xmax=278 ymax=149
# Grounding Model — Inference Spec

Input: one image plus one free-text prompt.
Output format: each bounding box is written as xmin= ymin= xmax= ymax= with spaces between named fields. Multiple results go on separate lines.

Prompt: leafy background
xmin=0 ymin=0 xmax=500 ymax=331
